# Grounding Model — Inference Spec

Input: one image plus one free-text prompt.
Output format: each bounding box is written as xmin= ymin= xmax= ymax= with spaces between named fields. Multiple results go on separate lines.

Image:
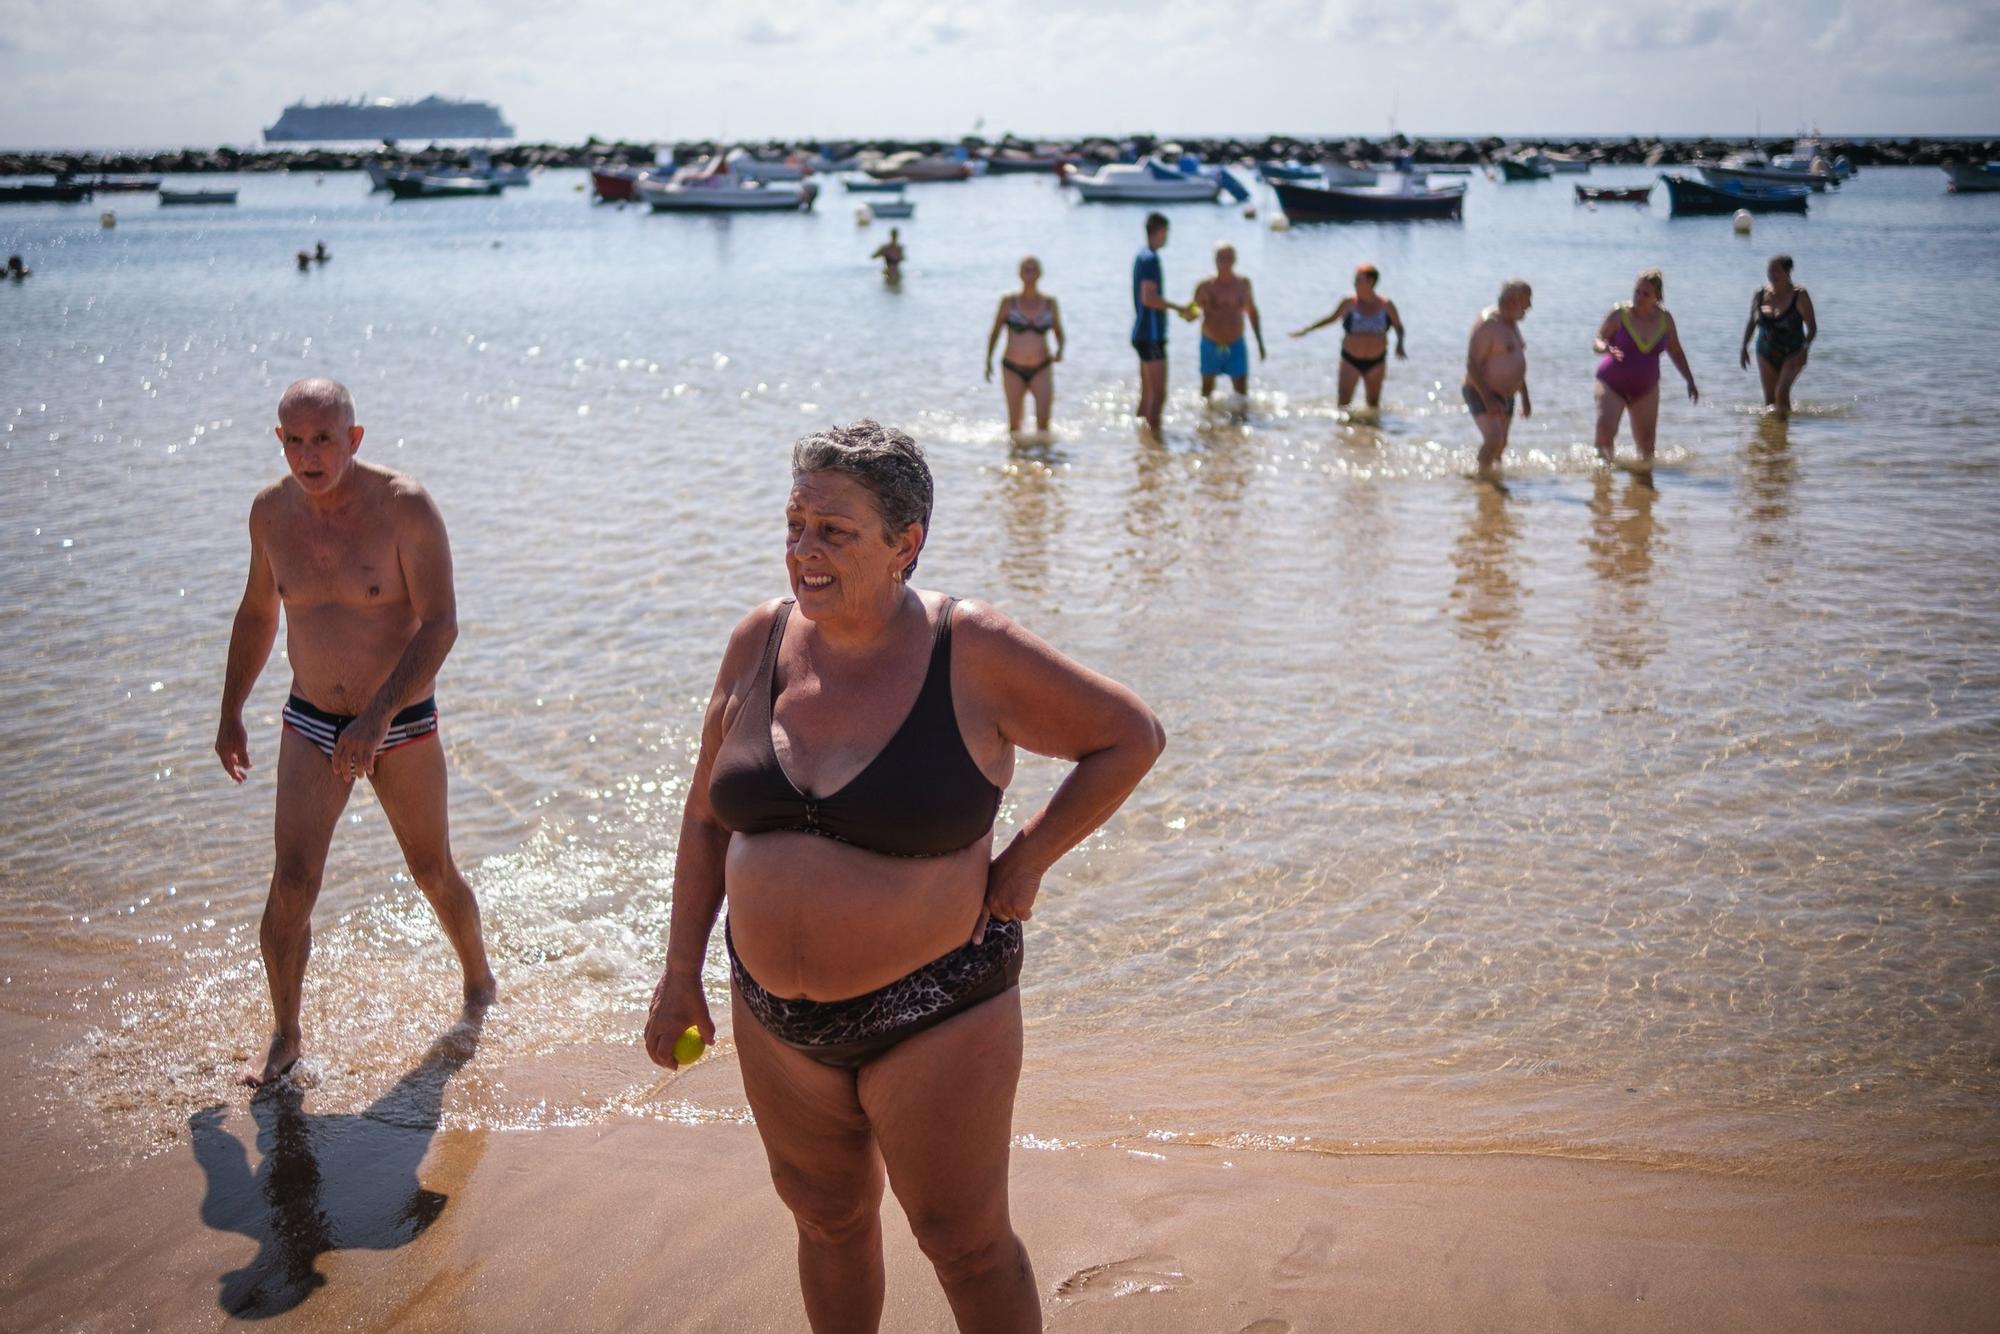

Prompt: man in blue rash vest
xmin=1131 ymin=212 xmax=1195 ymax=438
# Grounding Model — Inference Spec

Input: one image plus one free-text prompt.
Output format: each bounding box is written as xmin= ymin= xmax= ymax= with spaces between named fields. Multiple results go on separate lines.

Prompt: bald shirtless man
xmin=1464 ymin=279 xmax=1534 ymax=472
xmin=216 ymin=378 xmax=495 ymax=1087
xmin=1194 ymin=243 xmax=1265 ymax=400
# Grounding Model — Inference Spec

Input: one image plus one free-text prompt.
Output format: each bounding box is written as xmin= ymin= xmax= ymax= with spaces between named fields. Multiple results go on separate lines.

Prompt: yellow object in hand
xmin=673 ymin=1026 xmax=706 ymax=1066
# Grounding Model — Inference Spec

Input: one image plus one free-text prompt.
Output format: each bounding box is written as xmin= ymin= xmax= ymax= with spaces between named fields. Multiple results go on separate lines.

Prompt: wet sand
xmin=3 ymin=1012 xmax=1994 ymax=1332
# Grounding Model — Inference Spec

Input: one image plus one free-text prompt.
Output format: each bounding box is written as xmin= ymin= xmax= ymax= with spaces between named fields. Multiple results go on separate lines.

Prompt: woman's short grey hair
xmin=791 ymin=420 xmax=933 ymax=579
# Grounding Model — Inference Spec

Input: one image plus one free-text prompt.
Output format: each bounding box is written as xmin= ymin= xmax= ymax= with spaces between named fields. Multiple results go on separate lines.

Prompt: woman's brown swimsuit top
xmin=708 ymin=599 xmax=1002 ymax=858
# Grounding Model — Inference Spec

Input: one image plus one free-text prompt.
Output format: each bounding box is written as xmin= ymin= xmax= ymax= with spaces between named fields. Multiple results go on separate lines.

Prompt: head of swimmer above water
xmin=787 ymin=420 xmax=933 ymax=623
xmin=275 ymin=378 xmax=363 ymax=498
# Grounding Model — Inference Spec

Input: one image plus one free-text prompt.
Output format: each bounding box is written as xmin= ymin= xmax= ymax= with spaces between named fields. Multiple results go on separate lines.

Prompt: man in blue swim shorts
xmin=1194 ymin=243 xmax=1265 ymax=400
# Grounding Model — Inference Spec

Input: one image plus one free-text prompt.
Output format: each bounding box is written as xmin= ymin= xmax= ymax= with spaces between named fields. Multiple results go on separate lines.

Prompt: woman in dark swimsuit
xmin=1739 ymin=254 xmax=1816 ymax=420
xmin=644 ymin=421 xmax=1163 ymax=1333
xmin=984 ymin=256 xmax=1066 ymax=435
xmin=1290 ymin=263 xmax=1406 ymax=410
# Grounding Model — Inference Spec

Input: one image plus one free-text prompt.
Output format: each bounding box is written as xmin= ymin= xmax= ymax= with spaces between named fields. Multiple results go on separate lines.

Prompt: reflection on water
xmin=1448 ymin=480 xmax=1525 ymax=647
xmin=189 ymin=1023 xmax=482 ymax=1318
xmin=1584 ymin=471 xmax=1663 ymax=670
xmin=994 ymin=442 xmax=1066 ymax=599
xmin=1743 ymin=416 xmax=1798 ymax=542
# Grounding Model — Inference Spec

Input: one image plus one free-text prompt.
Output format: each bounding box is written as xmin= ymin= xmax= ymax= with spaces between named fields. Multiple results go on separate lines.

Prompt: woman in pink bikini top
xmin=1592 ymin=268 xmax=1699 ymax=465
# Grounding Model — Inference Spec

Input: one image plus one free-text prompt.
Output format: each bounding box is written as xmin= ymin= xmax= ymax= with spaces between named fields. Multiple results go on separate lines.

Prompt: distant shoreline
xmin=3 ymin=132 xmax=1995 ymax=177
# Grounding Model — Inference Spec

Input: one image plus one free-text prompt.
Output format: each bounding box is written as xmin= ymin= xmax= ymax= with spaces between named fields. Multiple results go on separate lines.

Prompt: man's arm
xmin=332 ymin=487 xmax=458 ymax=779
xmin=1139 ymin=279 xmax=1183 ymax=316
xmin=1463 ymin=320 xmax=1497 ymax=407
xmin=1245 ymin=279 xmax=1265 ymax=357
xmin=215 ymin=498 xmax=281 ymax=782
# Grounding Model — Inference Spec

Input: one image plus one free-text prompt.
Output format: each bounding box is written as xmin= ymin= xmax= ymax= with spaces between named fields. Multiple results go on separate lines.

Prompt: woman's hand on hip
xmin=973 ymin=854 xmax=1042 ymax=945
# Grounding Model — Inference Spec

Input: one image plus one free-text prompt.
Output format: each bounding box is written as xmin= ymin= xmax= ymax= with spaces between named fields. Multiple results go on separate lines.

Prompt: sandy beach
xmin=3 ymin=1008 xmax=1995 ymax=1332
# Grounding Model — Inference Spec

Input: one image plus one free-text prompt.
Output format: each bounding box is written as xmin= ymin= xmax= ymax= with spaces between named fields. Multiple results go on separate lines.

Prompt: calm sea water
xmin=3 ymin=166 xmax=1996 ymax=1178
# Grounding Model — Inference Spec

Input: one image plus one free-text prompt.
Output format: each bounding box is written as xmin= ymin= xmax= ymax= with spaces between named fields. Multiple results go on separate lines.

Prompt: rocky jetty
xmin=3 ymin=134 xmax=1993 ymax=178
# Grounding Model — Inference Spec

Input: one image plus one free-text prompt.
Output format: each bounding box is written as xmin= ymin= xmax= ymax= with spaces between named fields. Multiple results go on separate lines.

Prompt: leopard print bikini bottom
xmin=727 ymin=917 xmax=1024 ymax=1069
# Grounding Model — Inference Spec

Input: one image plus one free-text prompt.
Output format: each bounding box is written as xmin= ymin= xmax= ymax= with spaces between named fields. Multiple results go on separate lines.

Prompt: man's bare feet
xmin=462 ymin=972 xmax=498 ymax=1026
xmin=240 ymin=1031 xmax=301 ymax=1088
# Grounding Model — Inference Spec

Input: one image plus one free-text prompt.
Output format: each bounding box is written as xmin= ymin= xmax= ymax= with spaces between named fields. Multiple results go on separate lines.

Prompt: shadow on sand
xmin=188 ymin=1021 xmax=480 ymax=1318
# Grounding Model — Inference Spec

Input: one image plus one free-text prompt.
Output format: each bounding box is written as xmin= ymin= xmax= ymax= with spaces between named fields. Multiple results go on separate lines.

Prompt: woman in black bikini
xmin=983 ymin=256 xmax=1066 ymax=435
xmin=643 ymin=421 xmax=1163 ymax=1333
xmin=1291 ymin=263 xmax=1407 ymax=410
xmin=1739 ymin=254 xmax=1816 ymax=420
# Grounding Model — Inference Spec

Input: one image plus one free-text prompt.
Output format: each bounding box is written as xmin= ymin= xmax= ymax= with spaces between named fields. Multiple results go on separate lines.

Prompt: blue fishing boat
xmin=1661 ymin=174 xmax=1809 ymax=215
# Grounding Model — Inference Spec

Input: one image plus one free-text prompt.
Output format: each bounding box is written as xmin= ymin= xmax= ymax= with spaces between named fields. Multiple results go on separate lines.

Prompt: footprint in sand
xmin=1273 ymin=1227 xmax=1337 ymax=1283
xmin=1054 ymin=1254 xmax=1190 ymax=1302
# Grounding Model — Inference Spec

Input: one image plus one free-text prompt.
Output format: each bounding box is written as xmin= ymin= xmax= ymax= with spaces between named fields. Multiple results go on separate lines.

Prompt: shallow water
xmin=3 ymin=165 xmax=1997 ymax=1177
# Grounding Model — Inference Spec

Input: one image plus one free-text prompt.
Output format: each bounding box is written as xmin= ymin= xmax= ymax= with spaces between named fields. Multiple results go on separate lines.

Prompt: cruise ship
xmin=263 ymin=96 xmax=515 ymax=142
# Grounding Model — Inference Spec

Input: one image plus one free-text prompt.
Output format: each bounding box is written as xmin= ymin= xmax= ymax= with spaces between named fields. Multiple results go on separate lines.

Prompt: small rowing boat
xmin=1576 ymin=184 xmax=1653 ymax=204
xmin=159 ymin=189 xmax=239 ymax=205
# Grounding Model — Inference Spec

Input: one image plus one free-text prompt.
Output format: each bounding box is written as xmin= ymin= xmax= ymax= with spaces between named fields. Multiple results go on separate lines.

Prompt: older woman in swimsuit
xmin=1739 ymin=254 xmax=1816 ymax=420
xmin=643 ymin=420 xmax=1164 ymax=1333
xmin=1593 ymin=268 xmax=1699 ymax=464
xmin=984 ymin=257 xmax=1066 ymax=435
xmin=1290 ymin=263 xmax=1406 ymax=409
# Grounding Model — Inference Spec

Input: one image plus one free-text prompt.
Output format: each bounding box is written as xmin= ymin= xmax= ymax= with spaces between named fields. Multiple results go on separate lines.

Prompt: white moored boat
xmin=1071 ymin=156 xmax=1238 ymax=203
xmin=1942 ymin=162 xmax=2000 ymax=193
xmin=1319 ymin=162 xmax=1380 ymax=186
xmin=637 ymin=150 xmax=817 ymax=211
xmin=1698 ymin=150 xmax=1836 ymax=192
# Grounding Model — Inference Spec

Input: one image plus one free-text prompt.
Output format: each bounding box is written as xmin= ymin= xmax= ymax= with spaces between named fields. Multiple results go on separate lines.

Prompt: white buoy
xmin=854 ymin=204 xmax=873 ymax=225
xmin=1732 ymin=209 xmax=1753 ymax=235
xmin=1242 ymin=203 xmax=1257 ymax=219
xmin=99 ymin=210 xmax=116 ymax=229
xmin=1269 ymin=214 xmax=1291 ymax=232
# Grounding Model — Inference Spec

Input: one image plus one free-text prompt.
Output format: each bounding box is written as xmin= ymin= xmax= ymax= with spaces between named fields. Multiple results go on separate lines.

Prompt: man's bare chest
xmin=269 ymin=521 xmax=405 ymax=610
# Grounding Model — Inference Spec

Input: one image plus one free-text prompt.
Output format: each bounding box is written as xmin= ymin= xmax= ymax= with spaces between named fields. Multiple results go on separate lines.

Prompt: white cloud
xmin=0 ymin=0 xmax=1992 ymax=146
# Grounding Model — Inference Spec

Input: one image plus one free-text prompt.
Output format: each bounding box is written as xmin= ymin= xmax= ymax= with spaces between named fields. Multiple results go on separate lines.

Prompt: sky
xmin=2 ymin=0 xmax=1996 ymax=149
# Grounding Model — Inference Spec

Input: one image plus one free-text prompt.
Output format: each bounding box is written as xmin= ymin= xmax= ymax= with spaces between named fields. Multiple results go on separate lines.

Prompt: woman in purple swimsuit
xmin=1593 ymin=268 xmax=1699 ymax=464
xmin=643 ymin=421 xmax=1164 ymax=1332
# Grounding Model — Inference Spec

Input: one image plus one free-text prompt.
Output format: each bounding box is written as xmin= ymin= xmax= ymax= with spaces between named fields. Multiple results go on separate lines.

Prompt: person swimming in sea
xmin=1593 ymin=268 xmax=1698 ymax=465
xmin=1740 ymin=254 xmax=1815 ymax=420
xmin=983 ymin=256 xmax=1066 ymax=435
xmin=4 ymin=254 xmax=29 ymax=281
xmin=872 ymin=228 xmax=905 ymax=280
xmin=1291 ymin=263 xmax=1406 ymax=410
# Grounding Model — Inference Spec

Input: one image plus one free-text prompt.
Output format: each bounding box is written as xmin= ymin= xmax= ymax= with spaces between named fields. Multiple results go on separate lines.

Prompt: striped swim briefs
xmin=282 ymin=693 xmax=439 ymax=758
